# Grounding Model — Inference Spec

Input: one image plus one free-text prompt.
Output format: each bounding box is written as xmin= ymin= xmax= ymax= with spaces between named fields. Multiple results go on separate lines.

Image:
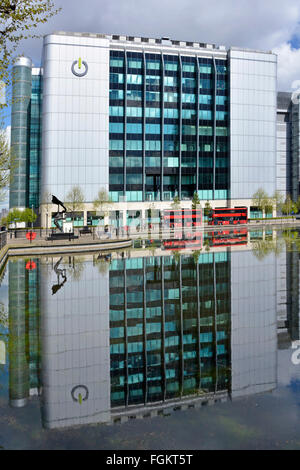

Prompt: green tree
xmin=0 ymin=301 xmax=8 ymax=328
xmin=21 ymin=207 xmax=37 ymax=225
xmin=282 ymin=229 xmax=300 ymax=252
xmin=270 ymin=190 xmax=285 ymax=217
xmin=0 ymin=125 xmax=14 ymax=200
xmin=252 ymin=239 xmax=284 ymax=260
xmin=192 ymin=191 xmax=201 ymax=210
xmin=264 ymin=197 xmax=274 ymax=217
xmin=295 ymin=195 xmax=300 ymax=213
xmin=0 ymin=0 xmax=61 ymax=109
xmin=173 ymin=250 xmax=181 ymax=265
xmin=95 ymin=256 xmax=110 ymax=275
xmin=204 ymin=238 xmax=210 ymax=252
xmin=66 ymin=185 xmax=85 ymax=222
xmin=204 ymin=200 xmax=212 ymax=217
xmin=171 ymin=195 xmax=181 ymax=209
xmin=5 ymin=207 xmax=37 ymax=226
xmin=192 ymin=249 xmax=202 ymax=264
xmin=252 ymin=188 xmax=272 ymax=218
xmin=281 ymin=194 xmax=297 ymax=216
xmin=6 ymin=207 xmax=22 ymax=225
xmin=93 ymin=188 xmax=112 ymax=217
xmin=273 ymin=190 xmax=284 ymax=213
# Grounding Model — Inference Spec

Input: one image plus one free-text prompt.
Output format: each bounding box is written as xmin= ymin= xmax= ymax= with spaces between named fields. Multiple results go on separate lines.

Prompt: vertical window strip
xmin=143 ymin=51 xmax=146 ymax=201
xmin=179 ymin=54 xmax=182 ymax=200
xmin=124 ymin=50 xmax=127 ymax=197
xmin=212 ymin=57 xmax=217 ymax=199
xmin=161 ymin=53 xmax=164 ymax=201
xmin=196 ymin=55 xmax=200 ymax=192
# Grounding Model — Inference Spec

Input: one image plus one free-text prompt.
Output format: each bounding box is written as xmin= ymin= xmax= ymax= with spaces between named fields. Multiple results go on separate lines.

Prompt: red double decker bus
xmin=208 ymin=207 xmax=248 ymax=226
xmin=163 ymin=232 xmax=203 ymax=250
xmin=209 ymin=229 xmax=248 ymax=247
xmin=163 ymin=209 xmax=202 ymax=228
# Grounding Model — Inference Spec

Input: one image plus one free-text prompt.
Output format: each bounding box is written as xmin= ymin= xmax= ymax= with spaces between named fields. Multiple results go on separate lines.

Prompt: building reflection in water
xmin=109 ymin=251 xmax=231 ymax=414
xmin=8 ymin=260 xmax=40 ymax=407
xmin=40 ymin=256 xmax=110 ymax=428
xmin=5 ymin=233 xmax=300 ymax=427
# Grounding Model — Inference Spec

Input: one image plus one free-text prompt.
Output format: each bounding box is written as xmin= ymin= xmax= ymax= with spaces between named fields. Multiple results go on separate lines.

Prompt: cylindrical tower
xmin=8 ymin=260 xmax=29 ymax=407
xmin=9 ymin=57 xmax=32 ymax=209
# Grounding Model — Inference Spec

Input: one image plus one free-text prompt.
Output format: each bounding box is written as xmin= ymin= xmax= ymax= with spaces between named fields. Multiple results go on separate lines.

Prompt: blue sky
xmin=289 ymin=32 xmax=300 ymax=49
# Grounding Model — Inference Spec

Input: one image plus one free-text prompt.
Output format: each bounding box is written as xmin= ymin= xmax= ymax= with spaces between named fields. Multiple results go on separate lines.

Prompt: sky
xmin=12 ymin=0 xmax=300 ymax=92
xmin=2 ymin=0 xmax=300 ymax=209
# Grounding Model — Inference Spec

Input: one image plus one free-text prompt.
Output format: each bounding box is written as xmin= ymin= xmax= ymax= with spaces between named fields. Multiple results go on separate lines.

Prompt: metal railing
xmin=6 ymin=227 xmax=131 ymax=242
xmin=0 ymin=230 xmax=7 ymax=250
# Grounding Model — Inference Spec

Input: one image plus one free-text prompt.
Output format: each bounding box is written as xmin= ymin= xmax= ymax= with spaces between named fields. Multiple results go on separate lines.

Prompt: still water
xmin=0 ymin=228 xmax=300 ymax=450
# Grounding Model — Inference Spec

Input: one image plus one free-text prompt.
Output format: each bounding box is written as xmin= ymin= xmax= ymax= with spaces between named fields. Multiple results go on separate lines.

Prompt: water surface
xmin=0 ymin=227 xmax=300 ymax=449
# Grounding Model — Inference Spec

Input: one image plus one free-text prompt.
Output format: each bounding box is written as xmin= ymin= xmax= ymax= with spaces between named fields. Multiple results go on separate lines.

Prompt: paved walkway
xmin=6 ymin=233 xmax=130 ymax=247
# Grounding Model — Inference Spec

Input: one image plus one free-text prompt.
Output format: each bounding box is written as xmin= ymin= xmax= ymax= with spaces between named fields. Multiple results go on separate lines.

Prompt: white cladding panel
xmin=229 ymin=50 xmax=277 ymax=199
xmin=41 ymin=34 xmax=109 ymax=202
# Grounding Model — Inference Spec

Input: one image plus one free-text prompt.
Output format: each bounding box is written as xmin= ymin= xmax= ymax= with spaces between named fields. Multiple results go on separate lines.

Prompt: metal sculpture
xmin=52 ymin=195 xmax=67 ymax=233
xmin=52 ymin=257 xmax=67 ymax=295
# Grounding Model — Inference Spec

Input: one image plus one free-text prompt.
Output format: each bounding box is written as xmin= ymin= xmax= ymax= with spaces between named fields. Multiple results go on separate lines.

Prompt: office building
xmin=9 ymin=31 xmax=278 ymax=227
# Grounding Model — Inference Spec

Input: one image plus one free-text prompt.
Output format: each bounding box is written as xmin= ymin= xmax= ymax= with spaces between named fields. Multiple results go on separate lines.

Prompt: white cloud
xmin=5 ymin=125 xmax=11 ymax=147
xmin=14 ymin=1 xmax=300 ymax=59
xmin=8 ymin=0 xmax=300 ymax=92
xmin=273 ymin=42 xmax=300 ymax=91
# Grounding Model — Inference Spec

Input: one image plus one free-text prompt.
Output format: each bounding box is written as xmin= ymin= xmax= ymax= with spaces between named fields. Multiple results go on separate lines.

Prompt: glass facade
xmin=291 ymin=101 xmax=300 ymax=201
xmin=10 ymin=63 xmax=32 ymax=209
xmin=8 ymin=259 xmax=40 ymax=406
xmin=109 ymin=251 xmax=230 ymax=407
xmin=109 ymin=50 xmax=229 ymax=203
xmin=10 ymin=65 xmax=42 ymax=210
xmin=29 ymin=74 xmax=42 ymax=209
xmin=9 ymin=37 xmax=279 ymax=214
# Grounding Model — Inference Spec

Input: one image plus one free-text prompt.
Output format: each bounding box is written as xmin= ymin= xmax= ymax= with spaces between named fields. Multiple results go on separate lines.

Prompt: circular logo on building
xmin=71 ymin=57 xmax=88 ymax=77
xmin=71 ymin=385 xmax=89 ymax=404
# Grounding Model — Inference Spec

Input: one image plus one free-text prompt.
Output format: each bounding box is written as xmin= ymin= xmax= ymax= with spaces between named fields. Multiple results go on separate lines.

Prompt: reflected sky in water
xmin=0 ymin=228 xmax=300 ymax=449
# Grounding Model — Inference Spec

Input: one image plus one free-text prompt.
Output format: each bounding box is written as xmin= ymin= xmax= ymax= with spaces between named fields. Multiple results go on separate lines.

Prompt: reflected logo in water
xmin=291 ymin=341 xmax=300 ymax=365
